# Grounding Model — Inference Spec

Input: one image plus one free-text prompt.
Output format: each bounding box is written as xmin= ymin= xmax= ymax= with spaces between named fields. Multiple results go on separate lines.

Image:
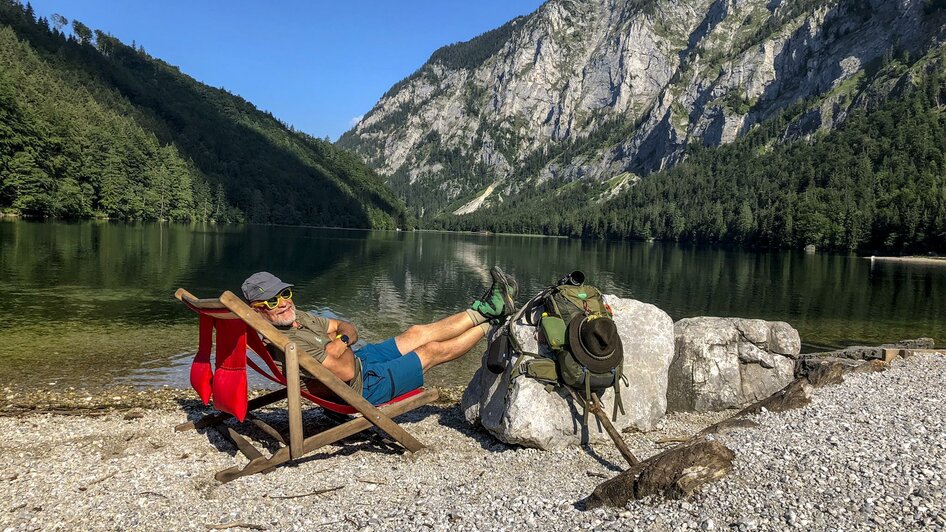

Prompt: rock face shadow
xmin=434 ymin=403 xmax=521 ymax=454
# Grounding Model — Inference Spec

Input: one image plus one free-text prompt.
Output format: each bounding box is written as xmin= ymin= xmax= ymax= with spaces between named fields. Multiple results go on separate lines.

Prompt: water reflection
xmin=1 ymin=220 xmax=943 ymax=390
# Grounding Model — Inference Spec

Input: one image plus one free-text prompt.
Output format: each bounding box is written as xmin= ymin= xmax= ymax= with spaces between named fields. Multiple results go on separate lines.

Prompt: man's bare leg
xmin=394 ymin=311 xmax=482 ymax=355
xmin=414 ymin=326 xmax=486 ymax=370
xmin=394 ymin=266 xmax=518 ymax=356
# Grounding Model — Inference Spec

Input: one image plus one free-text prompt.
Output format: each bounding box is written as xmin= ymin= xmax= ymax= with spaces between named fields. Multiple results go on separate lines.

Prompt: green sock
xmin=466 ymin=308 xmax=488 ymax=326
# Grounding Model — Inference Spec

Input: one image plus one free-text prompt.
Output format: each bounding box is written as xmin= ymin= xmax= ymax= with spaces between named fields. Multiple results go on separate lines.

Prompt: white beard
xmin=270 ymin=305 xmax=296 ymax=327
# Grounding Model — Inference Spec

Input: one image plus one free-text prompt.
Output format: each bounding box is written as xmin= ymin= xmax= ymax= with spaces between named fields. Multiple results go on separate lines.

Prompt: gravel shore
xmin=1 ymin=354 xmax=944 ymax=531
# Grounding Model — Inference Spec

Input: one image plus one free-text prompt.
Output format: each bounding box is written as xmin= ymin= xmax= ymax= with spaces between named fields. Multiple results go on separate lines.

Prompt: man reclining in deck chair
xmin=241 ymin=269 xmax=517 ymax=405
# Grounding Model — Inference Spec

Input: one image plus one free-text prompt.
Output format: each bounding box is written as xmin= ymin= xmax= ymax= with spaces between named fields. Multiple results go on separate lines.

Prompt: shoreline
xmin=0 ymin=384 xmax=470 ymax=418
xmin=867 ymin=255 xmax=946 ymax=265
xmin=2 ymin=355 xmax=943 ymax=530
xmin=7 ymin=217 xmax=946 ymax=256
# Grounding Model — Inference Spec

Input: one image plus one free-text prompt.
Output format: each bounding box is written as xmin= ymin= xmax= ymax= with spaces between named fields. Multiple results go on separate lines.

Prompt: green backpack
xmin=509 ymin=274 xmax=627 ymax=423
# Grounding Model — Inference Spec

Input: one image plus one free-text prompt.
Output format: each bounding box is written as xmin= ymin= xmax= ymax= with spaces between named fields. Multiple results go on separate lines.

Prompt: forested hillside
xmin=434 ymin=48 xmax=946 ymax=254
xmin=0 ymin=0 xmax=412 ymax=228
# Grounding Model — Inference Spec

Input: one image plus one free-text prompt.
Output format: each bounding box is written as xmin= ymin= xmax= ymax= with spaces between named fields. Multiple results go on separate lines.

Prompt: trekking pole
xmin=569 ymin=389 xmax=639 ymax=466
xmin=590 ymin=392 xmax=639 ymax=466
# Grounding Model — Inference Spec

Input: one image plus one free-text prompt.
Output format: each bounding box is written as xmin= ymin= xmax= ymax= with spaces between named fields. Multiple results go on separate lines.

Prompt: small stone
xmin=701 ymin=518 xmax=716 ymax=530
xmin=738 ymin=517 xmax=759 ymax=530
xmin=123 ymin=409 xmax=145 ymax=420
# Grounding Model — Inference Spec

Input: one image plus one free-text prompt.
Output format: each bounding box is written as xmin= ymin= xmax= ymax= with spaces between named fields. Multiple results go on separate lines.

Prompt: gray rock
xmin=668 ymin=317 xmax=800 ymax=412
xmin=461 ymin=295 xmax=674 ymax=449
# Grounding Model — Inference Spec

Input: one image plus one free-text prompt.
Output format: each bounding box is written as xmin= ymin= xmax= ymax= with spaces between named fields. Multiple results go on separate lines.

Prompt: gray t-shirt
xmin=268 ymin=311 xmax=363 ymax=391
xmin=274 ymin=311 xmax=331 ymax=363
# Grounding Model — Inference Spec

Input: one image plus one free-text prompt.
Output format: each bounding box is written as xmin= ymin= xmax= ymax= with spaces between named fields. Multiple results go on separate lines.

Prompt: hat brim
xmin=253 ymin=281 xmax=294 ymax=302
xmin=566 ymin=314 xmax=623 ymax=373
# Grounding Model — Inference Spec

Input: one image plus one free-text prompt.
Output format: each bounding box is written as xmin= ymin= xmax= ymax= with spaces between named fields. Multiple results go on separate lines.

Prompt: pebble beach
xmin=1 ymin=354 xmax=944 ymax=531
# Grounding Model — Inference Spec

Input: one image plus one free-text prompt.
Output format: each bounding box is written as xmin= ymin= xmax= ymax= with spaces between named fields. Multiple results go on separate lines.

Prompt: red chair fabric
xmin=190 ymin=314 xmax=215 ymax=405
xmin=210 ymin=319 xmax=250 ymax=421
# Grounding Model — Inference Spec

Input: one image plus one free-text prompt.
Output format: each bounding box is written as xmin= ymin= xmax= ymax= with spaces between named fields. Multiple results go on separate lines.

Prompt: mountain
xmin=339 ymin=0 xmax=946 ymax=251
xmin=0 ymin=0 xmax=412 ymax=229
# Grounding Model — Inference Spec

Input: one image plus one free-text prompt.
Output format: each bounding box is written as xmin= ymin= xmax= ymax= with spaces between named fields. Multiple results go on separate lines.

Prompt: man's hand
xmin=327 ymin=319 xmax=359 ymax=346
xmin=324 ymin=336 xmax=351 ymax=360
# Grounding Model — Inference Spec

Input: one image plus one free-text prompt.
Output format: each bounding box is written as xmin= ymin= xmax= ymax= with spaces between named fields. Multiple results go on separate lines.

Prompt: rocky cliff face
xmin=339 ymin=0 xmax=944 ymax=218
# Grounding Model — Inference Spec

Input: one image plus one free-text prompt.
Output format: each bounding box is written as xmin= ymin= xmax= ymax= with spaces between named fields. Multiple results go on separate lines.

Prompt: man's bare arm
xmin=322 ymin=344 xmax=356 ymax=381
xmin=326 ymin=318 xmax=359 ymax=344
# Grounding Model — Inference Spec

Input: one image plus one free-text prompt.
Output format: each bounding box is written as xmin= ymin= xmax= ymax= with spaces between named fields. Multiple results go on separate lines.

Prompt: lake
xmin=2 ymin=220 xmax=943 ymax=391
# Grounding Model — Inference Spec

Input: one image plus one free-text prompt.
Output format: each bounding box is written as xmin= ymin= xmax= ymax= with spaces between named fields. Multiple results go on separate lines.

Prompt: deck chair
xmin=173 ymin=288 xmax=439 ymax=482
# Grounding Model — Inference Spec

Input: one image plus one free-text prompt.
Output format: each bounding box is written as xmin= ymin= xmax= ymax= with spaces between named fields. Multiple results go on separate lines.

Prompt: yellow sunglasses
xmin=250 ymin=288 xmax=292 ymax=309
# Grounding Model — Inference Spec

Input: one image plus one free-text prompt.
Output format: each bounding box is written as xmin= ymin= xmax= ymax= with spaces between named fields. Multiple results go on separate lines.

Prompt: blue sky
xmin=27 ymin=0 xmax=545 ymax=140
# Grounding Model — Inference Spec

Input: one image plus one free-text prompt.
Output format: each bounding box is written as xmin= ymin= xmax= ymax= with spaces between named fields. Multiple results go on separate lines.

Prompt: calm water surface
xmin=2 ymin=220 xmax=943 ymax=390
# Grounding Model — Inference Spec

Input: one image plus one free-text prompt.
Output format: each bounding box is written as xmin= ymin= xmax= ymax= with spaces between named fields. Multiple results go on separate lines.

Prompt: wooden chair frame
xmin=174 ymin=288 xmax=439 ymax=483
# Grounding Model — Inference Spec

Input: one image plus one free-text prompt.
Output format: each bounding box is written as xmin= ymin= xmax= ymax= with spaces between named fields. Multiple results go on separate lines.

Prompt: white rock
xmin=462 ymin=295 xmax=674 ymax=449
xmin=667 ymin=317 xmax=800 ymax=412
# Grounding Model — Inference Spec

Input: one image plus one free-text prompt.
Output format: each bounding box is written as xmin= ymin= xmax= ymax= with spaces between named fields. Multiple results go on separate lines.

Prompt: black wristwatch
xmin=336 ymin=334 xmax=350 ymax=346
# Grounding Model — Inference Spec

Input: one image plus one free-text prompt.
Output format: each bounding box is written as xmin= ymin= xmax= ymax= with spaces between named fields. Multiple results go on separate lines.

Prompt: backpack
xmin=506 ymin=273 xmax=627 ymax=423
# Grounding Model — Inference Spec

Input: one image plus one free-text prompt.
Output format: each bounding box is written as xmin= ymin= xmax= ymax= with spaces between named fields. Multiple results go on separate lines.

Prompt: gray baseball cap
xmin=241 ymin=272 xmax=293 ymax=302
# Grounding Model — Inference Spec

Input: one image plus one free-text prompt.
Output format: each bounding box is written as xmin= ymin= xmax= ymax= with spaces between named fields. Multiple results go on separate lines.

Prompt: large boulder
xmin=461 ymin=295 xmax=674 ymax=450
xmin=667 ymin=317 xmax=800 ymax=412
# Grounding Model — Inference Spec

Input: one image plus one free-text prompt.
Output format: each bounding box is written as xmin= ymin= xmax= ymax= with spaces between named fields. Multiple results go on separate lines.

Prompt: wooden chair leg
xmin=284 ymin=343 xmax=304 ymax=459
xmin=215 ymin=413 xmax=375 ymax=483
xmin=216 ymin=454 xmax=289 ymax=483
xmin=247 ymin=414 xmax=287 ymax=445
xmin=214 ymin=388 xmax=439 ymax=483
xmin=211 ymin=426 xmax=277 ymax=480
xmin=226 ymin=427 xmax=264 ymax=461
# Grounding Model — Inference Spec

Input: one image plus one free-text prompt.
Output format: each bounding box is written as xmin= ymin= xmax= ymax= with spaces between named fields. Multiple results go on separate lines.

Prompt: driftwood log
xmin=585 ymin=436 xmax=734 ymax=508
xmin=699 ymin=417 xmax=759 ymax=435
xmin=801 ymin=358 xmax=889 ymax=388
xmin=735 ymin=378 xmax=813 ymax=417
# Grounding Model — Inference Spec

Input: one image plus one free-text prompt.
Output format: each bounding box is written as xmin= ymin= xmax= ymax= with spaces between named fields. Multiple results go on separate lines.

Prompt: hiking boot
xmin=471 ymin=266 xmax=518 ymax=320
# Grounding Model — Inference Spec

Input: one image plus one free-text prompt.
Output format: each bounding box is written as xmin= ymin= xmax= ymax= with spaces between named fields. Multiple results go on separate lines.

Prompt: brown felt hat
xmin=567 ymin=314 xmax=623 ymax=372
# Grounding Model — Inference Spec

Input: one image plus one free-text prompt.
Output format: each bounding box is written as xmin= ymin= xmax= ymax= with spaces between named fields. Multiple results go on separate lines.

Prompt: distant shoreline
xmin=867 ymin=255 xmax=946 ymax=265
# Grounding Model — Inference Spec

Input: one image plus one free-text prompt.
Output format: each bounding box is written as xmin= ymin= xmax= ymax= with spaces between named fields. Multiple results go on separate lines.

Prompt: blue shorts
xmin=354 ymin=338 xmax=423 ymax=405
